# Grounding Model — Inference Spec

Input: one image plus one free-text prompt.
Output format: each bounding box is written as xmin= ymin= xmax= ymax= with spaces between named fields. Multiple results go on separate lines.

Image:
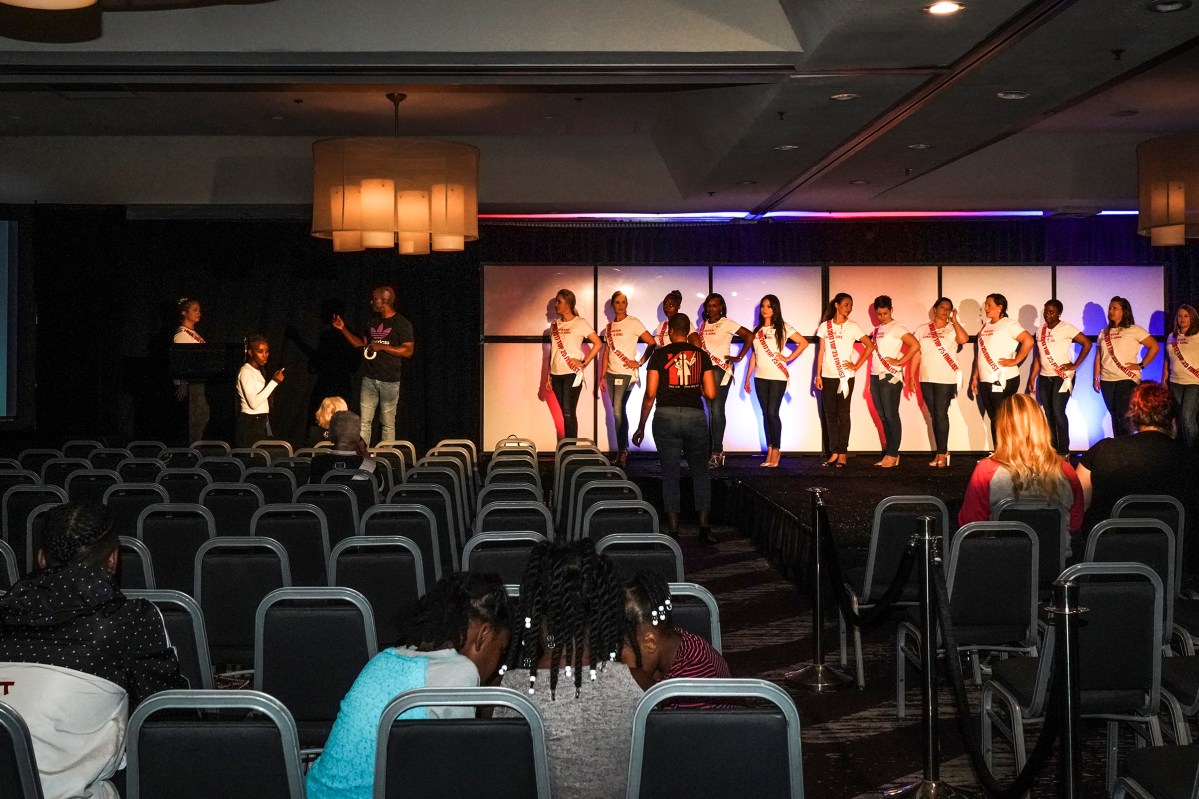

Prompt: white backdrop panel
xmin=714 ymin=266 xmax=823 ymax=452
xmin=1056 ymin=265 xmax=1166 ymax=447
xmin=595 ymin=266 xmax=709 ymax=452
xmin=941 ymin=265 xmax=1052 ymax=451
xmin=484 ymin=264 xmax=596 ymax=336
xmin=828 ymin=266 xmax=940 ymax=453
xmin=482 ymin=342 xmax=598 ymax=452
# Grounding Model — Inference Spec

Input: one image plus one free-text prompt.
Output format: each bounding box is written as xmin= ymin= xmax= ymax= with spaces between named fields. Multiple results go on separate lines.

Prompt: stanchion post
xmin=1046 ymin=578 xmax=1085 ymax=799
xmin=785 ymin=487 xmax=853 ymax=692
xmin=883 ymin=516 xmax=973 ymax=798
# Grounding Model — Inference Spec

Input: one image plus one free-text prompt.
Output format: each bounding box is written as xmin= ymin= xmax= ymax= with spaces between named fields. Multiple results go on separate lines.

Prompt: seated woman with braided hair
xmin=306 ymin=572 xmax=511 ymax=799
xmin=497 ymin=539 xmax=642 ymax=799
xmin=621 ymin=569 xmax=732 ymax=709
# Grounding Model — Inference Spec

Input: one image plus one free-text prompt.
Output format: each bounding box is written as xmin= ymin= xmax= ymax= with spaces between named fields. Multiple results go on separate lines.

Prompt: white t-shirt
xmin=1035 ymin=321 xmax=1081 ymax=376
xmin=1099 ymin=324 xmax=1151 ymax=383
xmin=653 ymin=317 xmax=695 ymax=348
xmin=395 ymin=647 xmax=479 ymax=720
xmin=698 ymin=316 xmax=745 ymax=371
xmin=237 ymin=362 xmax=277 ymax=415
xmin=549 ymin=316 xmax=596 ymax=376
xmin=752 ymin=323 xmax=799 ymax=382
xmin=1168 ymin=332 xmax=1199 ymax=386
xmin=173 ymin=326 xmax=204 ymax=344
xmin=915 ymin=323 xmax=962 ymax=385
xmin=871 ymin=321 xmax=910 ymax=381
xmin=976 ymin=316 xmax=1025 ymax=384
xmin=603 ymin=316 xmax=649 ymax=376
xmin=818 ymin=319 xmax=866 ymax=379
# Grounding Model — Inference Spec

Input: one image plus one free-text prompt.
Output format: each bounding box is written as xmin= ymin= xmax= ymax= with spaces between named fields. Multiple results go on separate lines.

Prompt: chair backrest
xmin=254 ymin=587 xmax=377 ymax=749
xmin=4 ymin=485 xmax=67 ymax=573
xmin=994 ymin=497 xmax=1068 ymax=594
xmin=39 ymin=457 xmax=91 ymax=488
xmin=200 ymin=482 xmax=265 ymax=537
xmin=136 ymin=503 xmax=216 ymax=594
xmin=376 ymin=687 xmax=551 ymax=799
xmin=272 ymin=458 xmax=311 ymax=487
xmin=596 ymin=532 xmax=684 ymax=583
xmin=253 ymin=440 xmax=294 ymax=461
xmin=484 ymin=467 xmax=543 ymax=492
xmin=860 ymin=496 xmax=950 ymax=602
xmin=476 ymin=483 xmax=542 ymax=513
xmin=387 ymin=483 xmax=458 ymax=571
xmin=102 ymin=483 xmax=171 ymax=538
xmin=627 ymin=679 xmax=803 ymax=799
xmin=0 ymin=458 xmax=22 ymax=470
xmin=410 ymin=462 xmax=469 ymax=535
xmin=294 ymin=484 xmax=360 ymax=548
xmin=116 ymin=457 xmax=166 ymax=483
xmin=191 ymin=440 xmax=232 ymax=457
xmin=475 ymin=500 xmax=553 ymax=538
xmin=251 ymin=504 xmax=331 ymax=587
xmin=570 ymin=479 xmax=642 ymax=540
xmin=487 ymin=452 xmax=537 ymax=474
xmin=946 ymin=522 xmax=1038 ymax=643
xmin=17 ymin=449 xmax=60 ymax=475
xmin=360 ymin=504 xmax=442 ymax=584
xmin=436 ymin=438 xmax=479 ymax=465
xmin=553 ymin=453 xmax=610 ymax=524
xmin=582 ymin=499 xmax=660 ymax=540
xmin=1085 ymin=518 xmax=1176 ymax=644
xmin=1112 ymin=494 xmax=1186 ymax=588
xmin=61 ymin=439 xmax=102 ymax=460
xmin=563 ymin=465 xmax=627 ymax=530
xmin=376 ymin=439 xmax=418 ymax=469
xmin=119 ymin=536 xmax=156 ymax=590
xmin=427 ymin=445 xmax=478 ymax=497
xmin=196 ymin=456 xmax=246 ymax=484
xmin=0 ymin=700 xmax=45 ymax=799
xmin=668 ymin=582 xmax=722 ymax=652
xmin=368 ymin=448 xmax=407 ymax=487
xmin=125 ymin=441 xmax=166 ymax=459
xmin=159 ymin=448 xmax=202 ymax=469
xmin=462 ymin=531 xmax=547 ymax=585
xmin=195 ymin=537 xmax=292 ymax=667
xmin=0 ymin=473 xmax=39 ymax=509
xmin=493 ymin=435 xmax=537 ymax=453
xmin=0 ymin=541 xmax=17 ymax=590
xmin=321 ymin=468 xmax=381 ymax=512
xmin=21 ymin=503 xmax=56 ymax=575
xmin=126 ymin=690 xmax=304 ymax=799
xmin=243 ymin=467 xmax=298 ymax=505
xmin=329 ymin=536 xmax=425 ymax=647
xmin=63 ymin=469 xmax=121 ymax=505
xmin=155 ymin=468 xmax=213 ymax=505
xmin=125 ymin=588 xmax=215 ymax=689
xmin=90 ymin=448 xmax=136 ymax=471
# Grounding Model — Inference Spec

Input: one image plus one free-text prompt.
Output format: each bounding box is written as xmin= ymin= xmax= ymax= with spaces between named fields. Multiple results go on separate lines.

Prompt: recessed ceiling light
xmin=996 ymin=90 xmax=1030 ymax=100
xmin=1147 ymin=0 xmax=1191 ymax=11
xmin=270 ymin=115 xmax=285 ymax=120
xmin=849 ymin=179 xmax=870 ymax=185
xmin=907 ymin=143 xmax=932 ymax=149
xmin=774 ymin=145 xmax=799 ymax=151
xmin=830 ymin=93 xmax=861 ymax=101
xmin=924 ymin=1 xmax=965 ymax=13
xmin=543 ymin=115 xmax=555 ymax=120
xmin=1111 ymin=109 xmax=1139 ymax=117
xmin=736 ymin=180 xmax=758 ymax=185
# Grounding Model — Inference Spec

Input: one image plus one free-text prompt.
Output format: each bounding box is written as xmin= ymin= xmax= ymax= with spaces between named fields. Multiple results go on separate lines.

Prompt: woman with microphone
xmin=236 ymin=334 xmax=285 ymax=447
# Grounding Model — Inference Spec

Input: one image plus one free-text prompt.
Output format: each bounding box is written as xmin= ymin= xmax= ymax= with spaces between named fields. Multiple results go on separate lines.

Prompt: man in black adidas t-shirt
xmin=633 ymin=312 xmax=718 ymax=542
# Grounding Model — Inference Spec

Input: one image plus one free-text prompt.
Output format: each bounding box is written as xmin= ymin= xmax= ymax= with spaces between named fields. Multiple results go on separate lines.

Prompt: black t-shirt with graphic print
xmin=361 ymin=312 xmax=414 ymax=383
xmin=646 ymin=342 xmax=713 ymax=410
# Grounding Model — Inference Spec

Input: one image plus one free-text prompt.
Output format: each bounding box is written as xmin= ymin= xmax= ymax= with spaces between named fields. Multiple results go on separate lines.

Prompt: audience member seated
xmin=0 ymin=502 xmax=187 ymax=799
xmin=308 ymin=410 xmax=379 ymax=484
xmin=305 ymin=572 xmax=511 ymax=799
xmin=498 ymin=539 xmax=643 ymax=799
xmin=1077 ymin=380 xmax=1195 ymax=532
xmin=621 ymin=569 xmax=733 ymax=709
xmin=958 ymin=393 xmax=1084 ymax=533
xmin=308 ymin=395 xmax=349 ymax=447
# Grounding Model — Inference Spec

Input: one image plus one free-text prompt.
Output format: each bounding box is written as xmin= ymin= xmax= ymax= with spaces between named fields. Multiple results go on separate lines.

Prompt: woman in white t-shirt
xmin=970 ymin=292 xmax=1034 ymax=446
xmin=915 ymin=297 xmax=970 ymax=468
xmin=651 ymin=289 xmax=701 ymax=348
xmin=599 ymin=290 xmax=657 ymax=466
xmin=868 ymin=295 xmax=919 ymax=468
xmin=173 ymin=297 xmax=209 ymax=444
xmin=545 ymin=289 xmax=602 ymax=440
xmin=1166 ymin=303 xmax=1199 ymax=447
xmin=698 ymin=292 xmax=753 ymax=469
xmin=742 ymin=294 xmax=808 ymax=468
xmin=815 ymin=293 xmax=874 ymax=468
xmin=1093 ymin=296 xmax=1159 ymax=436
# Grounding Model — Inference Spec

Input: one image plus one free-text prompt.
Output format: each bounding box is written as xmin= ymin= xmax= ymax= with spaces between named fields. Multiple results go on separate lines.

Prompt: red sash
xmin=605 ymin=322 xmax=640 ymax=384
xmin=873 ymin=324 xmax=903 ymax=381
xmin=655 ymin=321 xmax=670 ymax=348
xmin=697 ymin=320 xmax=732 ymax=374
xmin=1038 ymin=326 xmax=1069 ymax=379
xmin=825 ymin=320 xmax=848 ymax=380
xmin=551 ymin=321 xmax=584 ymax=387
xmin=1171 ymin=337 xmax=1199 ymax=380
xmin=977 ymin=322 xmax=1003 ymax=385
xmin=177 ymin=327 xmax=205 ymax=344
xmin=928 ymin=324 xmax=960 ymax=374
xmin=1103 ymin=328 xmax=1138 ymax=380
xmin=756 ymin=328 xmax=789 ymax=380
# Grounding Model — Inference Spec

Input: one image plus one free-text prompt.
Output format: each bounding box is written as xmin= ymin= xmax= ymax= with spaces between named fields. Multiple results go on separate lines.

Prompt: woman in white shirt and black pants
xmin=970 ymin=293 xmax=1034 ymax=446
xmin=1167 ymin=304 xmax=1199 ymax=448
xmin=1093 ymin=296 xmax=1159 ymax=437
xmin=236 ymin=335 xmax=284 ymax=448
xmin=815 ymin=293 xmax=874 ymax=468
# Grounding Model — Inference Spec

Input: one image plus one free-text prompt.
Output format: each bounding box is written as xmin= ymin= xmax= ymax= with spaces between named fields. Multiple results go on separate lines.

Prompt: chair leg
xmin=839 ymin=610 xmax=848 ymax=667
xmin=971 ymin=650 xmax=983 ymax=685
xmin=1106 ymin=721 xmax=1119 ymax=796
xmin=854 ymin=626 xmax=866 ymax=688
xmin=896 ymin=625 xmax=908 ymax=719
xmin=981 ymin=685 xmax=995 ymax=770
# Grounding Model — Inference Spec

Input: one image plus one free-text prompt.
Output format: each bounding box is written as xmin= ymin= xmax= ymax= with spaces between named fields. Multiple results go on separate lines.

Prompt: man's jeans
xmin=360 ymin=377 xmax=400 ymax=445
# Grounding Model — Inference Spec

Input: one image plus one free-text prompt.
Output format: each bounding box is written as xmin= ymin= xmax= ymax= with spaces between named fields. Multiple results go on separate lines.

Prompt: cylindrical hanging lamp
xmin=1137 ymin=134 xmax=1199 ymax=246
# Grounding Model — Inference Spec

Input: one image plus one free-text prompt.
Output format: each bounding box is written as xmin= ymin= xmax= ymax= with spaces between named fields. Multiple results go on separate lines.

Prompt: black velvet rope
xmin=818 ymin=505 xmax=920 ymax=631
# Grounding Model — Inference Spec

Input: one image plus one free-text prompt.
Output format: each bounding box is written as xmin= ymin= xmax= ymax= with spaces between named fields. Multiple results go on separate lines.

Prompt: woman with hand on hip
xmin=868 ymin=295 xmax=919 ymax=468
xmin=815 ymin=293 xmax=874 ymax=468
xmin=742 ymin=294 xmax=807 ymax=468
xmin=697 ymin=292 xmax=753 ymax=469
xmin=1093 ymin=296 xmax=1159 ymax=436
xmin=914 ymin=297 xmax=969 ymax=468
xmin=1165 ymin=303 xmax=1199 ymax=447
xmin=971 ymin=292 xmax=1034 ymax=446
xmin=546 ymin=289 xmax=602 ymax=440
xmin=599 ymin=290 xmax=656 ymax=467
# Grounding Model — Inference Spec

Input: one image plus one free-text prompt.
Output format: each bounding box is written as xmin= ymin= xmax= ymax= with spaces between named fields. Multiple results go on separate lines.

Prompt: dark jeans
xmin=1172 ymin=382 xmax=1199 ymax=448
xmin=705 ymin=379 xmax=733 ymax=452
xmin=652 ymin=406 xmax=711 ymax=513
xmin=821 ymin=377 xmax=855 ymax=454
xmin=551 ymin=374 xmax=583 ymax=439
xmin=870 ymin=375 xmax=903 ymax=457
xmin=978 ymin=375 xmax=1020 ymax=445
xmin=184 ymin=381 xmax=209 ymax=445
xmin=754 ymin=377 xmax=787 ymax=449
xmin=1101 ymin=379 xmax=1136 ymax=436
xmin=235 ymin=412 xmax=269 ymax=449
xmin=605 ymin=372 xmax=634 ymax=450
xmin=1037 ymin=375 xmax=1072 ymax=453
xmin=920 ymin=381 xmax=956 ymax=455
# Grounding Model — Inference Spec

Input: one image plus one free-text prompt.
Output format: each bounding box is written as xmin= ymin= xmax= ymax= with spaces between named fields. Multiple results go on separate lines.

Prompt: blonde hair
xmin=315 ymin=396 xmax=349 ymax=429
xmin=992 ymin=394 xmax=1064 ymax=499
